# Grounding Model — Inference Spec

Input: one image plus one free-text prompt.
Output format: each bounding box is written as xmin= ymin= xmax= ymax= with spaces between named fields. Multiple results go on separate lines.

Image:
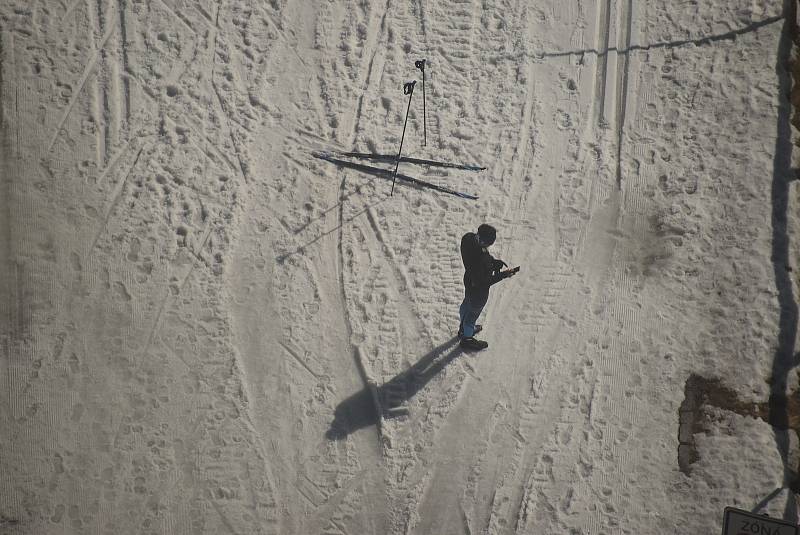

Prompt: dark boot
xmin=460 ymin=337 xmax=488 ymax=350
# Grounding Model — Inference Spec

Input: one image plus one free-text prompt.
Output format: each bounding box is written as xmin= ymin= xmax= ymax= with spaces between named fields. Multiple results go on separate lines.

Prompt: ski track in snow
xmin=0 ymin=0 xmax=798 ymax=534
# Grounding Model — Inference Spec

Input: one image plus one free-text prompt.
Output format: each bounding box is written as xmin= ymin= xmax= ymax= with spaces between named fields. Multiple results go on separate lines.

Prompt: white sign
xmin=723 ymin=507 xmax=798 ymax=535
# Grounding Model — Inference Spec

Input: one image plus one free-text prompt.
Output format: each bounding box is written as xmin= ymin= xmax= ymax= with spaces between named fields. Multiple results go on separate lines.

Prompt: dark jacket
xmin=461 ymin=232 xmax=505 ymax=294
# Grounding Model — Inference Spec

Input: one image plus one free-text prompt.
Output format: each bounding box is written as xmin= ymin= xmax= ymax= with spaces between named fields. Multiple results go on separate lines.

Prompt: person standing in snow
xmin=458 ymin=224 xmax=518 ymax=350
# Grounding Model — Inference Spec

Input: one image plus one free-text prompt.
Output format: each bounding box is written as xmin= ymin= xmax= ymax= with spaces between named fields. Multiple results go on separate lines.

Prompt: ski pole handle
xmin=415 ymin=59 xmax=427 ymax=145
xmin=392 ymin=81 xmax=416 ymax=195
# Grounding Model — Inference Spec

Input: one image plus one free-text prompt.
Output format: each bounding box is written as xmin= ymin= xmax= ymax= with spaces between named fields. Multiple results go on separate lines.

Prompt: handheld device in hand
xmin=508 ymin=266 xmax=520 ymax=274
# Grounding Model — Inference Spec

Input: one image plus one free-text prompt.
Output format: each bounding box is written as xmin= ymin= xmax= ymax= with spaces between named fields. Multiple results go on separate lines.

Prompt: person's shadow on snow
xmin=326 ymin=336 xmax=464 ymax=440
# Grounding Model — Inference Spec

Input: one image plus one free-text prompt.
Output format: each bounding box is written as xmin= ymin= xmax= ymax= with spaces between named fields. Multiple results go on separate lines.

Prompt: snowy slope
xmin=1 ymin=0 xmax=799 ymax=534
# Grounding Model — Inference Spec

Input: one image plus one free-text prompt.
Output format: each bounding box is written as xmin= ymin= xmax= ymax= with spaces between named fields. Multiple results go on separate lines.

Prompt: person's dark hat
xmin=477 ymin=224 xmax=496 ymax=245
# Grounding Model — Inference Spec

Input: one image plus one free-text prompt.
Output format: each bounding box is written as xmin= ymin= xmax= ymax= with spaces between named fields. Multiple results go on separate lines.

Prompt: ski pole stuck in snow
xmin=415 ymin=59 xmax=427 ymax=146
xmin=391 ymin=80 xmax=416 ymax=196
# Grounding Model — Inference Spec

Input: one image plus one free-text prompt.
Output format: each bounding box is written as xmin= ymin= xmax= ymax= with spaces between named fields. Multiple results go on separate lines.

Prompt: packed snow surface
xmin=1 ymin=0 xmax=800 ymax=534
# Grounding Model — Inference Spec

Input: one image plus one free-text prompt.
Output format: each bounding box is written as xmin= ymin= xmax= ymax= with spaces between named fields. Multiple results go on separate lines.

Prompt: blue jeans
xmin=459 ymin=290 xmax=488 ymax=338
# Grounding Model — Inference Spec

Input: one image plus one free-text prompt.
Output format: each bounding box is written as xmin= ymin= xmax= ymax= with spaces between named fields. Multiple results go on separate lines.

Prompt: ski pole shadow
xmin=276 ymin=195 xmax=387 ymax=263
xmin=752 ymin=487 xmax=789 ymax=514
xmin=275 ymin=154 xmax=398 ymax=263
xmin=326 ymin=336 xmax=464 ymax=440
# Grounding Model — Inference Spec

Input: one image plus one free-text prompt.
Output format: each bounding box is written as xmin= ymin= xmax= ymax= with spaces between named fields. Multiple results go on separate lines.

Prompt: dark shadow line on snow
xmin=536 ymin=15 xmax=784 ymax=59
xmin=276 ymin=196 xmax=387 ymax=263
xmin=338 ymin=152 xmax=486 ymax=171
xmin=752 ymin=487 xmax=786 ymax=514
xmin=279 ymin=151 xmax=477 ymax=261
xmin=768 ymin=0 xmax=798 ymax=524
xmin=289 ymin=152 xmax=453 ymax=239
xmin=289 ymin=186 xmax=364 ymax=236
xmin=326 ymin=336 xmax=464 ymax=440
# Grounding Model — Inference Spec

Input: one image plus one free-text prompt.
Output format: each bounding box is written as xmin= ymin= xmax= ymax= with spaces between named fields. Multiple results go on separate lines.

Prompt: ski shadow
xmin=326 ymin=336 xmax=464 ymax=440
